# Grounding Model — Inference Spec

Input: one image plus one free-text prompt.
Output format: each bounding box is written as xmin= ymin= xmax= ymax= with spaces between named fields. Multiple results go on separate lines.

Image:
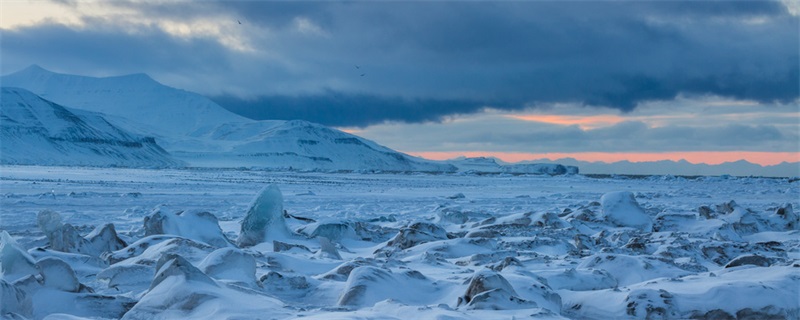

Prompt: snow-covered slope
xmin=2 ymin=65 xmax=249 ymax=137
xmin=0 ymin=87 xmax=181 ymax=167
xmin=1 ymin=66 xmax=456 ymax=172
xmin=448 ymin=157 xmax=579 ymax=175
xmin=188 ymin=119 xmax=455 ymax=171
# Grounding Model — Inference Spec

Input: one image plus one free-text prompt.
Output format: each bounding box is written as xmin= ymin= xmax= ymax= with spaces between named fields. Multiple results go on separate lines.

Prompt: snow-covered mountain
xmin=2 ymin=66 xmax=455 ymax=172
xmin=2 ymin=65 xmax=248 ymax=138
xmin=0 ymin=87 xmax=181 ymax=167
xmin=173 ymin=119 xmax=457 ymax=171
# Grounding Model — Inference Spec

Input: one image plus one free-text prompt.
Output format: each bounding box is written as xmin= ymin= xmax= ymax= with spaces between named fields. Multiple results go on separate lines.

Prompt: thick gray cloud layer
xmin=1 ymin=0 xmax=797 ymax=127
xmin=210 ymin=93 xmax=501 ymax=127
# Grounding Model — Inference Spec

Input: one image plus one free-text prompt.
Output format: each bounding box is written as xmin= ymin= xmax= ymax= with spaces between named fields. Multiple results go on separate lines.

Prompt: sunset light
xmin=2 ymin=1 xmax=799 ymax=318
xmin=409 ymin=151 xmax=800 ymax=167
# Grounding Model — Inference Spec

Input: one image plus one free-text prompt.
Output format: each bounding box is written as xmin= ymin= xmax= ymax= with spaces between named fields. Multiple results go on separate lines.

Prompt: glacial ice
xmin=0 ymin=231 xmax=39 ymax=282
xmin=36 ymin=257 xmax=80 ymax=292
xmin=198 ymin=247 xmax=257 ymax=285
xmin=337 ymin=266 xmax=439 ymax=307
xmin=237 ymin=185 xmax=292 ymax=247
xmin=123 ymin=254 xmax=287 ymax=320
xmin=85 ymin=223 xmax=127 ymax=256
xmin=1 ymin=168 xmax=798 ymax=319
xmin=458 ymin=269 xmax=535 ymax=310
xmin=600 ymin=191 xmax=653 ymax=230
xmin=316 ymin=236 xmax=343 ymax=260
xmin=144 ymin=208 xmax=231 ymax=248
xmin=297 ymin=220 xmax=355 ymax=241
xmin=0 ymin=279 xmax=33 ymax=319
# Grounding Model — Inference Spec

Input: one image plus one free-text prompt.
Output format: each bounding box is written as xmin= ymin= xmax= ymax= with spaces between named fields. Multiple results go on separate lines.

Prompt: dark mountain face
xmin=1 ymin=87 xmax=182 ymax=167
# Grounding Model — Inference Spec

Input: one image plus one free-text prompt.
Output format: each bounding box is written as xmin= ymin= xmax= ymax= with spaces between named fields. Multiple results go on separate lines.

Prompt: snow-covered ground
xmin=1 ymin=166 xmax=798 ymax=319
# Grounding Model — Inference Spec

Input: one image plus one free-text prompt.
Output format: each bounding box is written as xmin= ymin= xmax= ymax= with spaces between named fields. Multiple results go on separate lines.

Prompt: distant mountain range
xmin=519 ymin=158 xmax=799 ymax=178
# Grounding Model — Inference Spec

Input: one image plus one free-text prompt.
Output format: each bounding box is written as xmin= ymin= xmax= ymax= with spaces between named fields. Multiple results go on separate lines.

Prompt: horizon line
xmin=407 ymin=151 xmax=800 ymax=167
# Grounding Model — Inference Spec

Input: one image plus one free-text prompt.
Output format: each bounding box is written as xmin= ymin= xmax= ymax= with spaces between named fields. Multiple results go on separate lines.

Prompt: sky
xmin=1 ymin=0 xmax=799 ymax=168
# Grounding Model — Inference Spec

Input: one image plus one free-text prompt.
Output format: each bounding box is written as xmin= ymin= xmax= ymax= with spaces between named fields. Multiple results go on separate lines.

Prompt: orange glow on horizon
xmin=506 ymin=113 xmax=703 ymax=129
xmin=507 ymin=114 xmax=628 ymax=129
xmin=407 ymin=151 xmax=800 ymax=167
xmin=506 ymin=110 xmax=800 ymax=130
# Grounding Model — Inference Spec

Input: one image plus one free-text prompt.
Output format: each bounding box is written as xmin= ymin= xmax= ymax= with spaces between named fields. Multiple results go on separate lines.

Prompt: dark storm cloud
xmin=211 ymin=92 xmax=506 ymax=127
xmin=2 ymin=1 xmax=797 ymax=127
xmin=209 ymin=1 xmax=798 ymax=126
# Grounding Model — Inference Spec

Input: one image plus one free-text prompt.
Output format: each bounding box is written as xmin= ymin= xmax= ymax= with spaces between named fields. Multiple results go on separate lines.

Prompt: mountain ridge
xmin=1 ymin=66 xmax=456 ymax=172
xmin=0 ymin=87 xmax=182 ymax=167
xmin=2 ymin=65 xmax=249 ymax=137
xmin=520 ymin=157 xmax=798 ymax=178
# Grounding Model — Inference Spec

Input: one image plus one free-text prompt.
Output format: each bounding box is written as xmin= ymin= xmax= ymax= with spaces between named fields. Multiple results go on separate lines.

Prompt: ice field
xmin=1 ymin=165 xmax=798 ymax=319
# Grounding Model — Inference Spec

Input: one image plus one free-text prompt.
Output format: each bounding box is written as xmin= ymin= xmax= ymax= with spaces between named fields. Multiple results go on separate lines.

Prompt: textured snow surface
xmin=1 ymin=166 xmax=798 ymax=319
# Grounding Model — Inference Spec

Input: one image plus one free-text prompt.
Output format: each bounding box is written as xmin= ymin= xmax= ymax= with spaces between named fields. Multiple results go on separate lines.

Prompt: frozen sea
xmin=1 ymin=165 xmax=798 ymax=319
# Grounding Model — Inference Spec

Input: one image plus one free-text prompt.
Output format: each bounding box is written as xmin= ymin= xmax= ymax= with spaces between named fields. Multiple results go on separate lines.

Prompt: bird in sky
xmin=238 ymin=20 xmax=241 ymax=24
xmin=360 ymin=73 xmax=365 ymax=77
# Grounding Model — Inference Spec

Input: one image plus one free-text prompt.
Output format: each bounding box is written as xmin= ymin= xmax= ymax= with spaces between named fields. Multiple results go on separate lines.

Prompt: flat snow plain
xmin=1 ymin=165 xmax=798 ymax=319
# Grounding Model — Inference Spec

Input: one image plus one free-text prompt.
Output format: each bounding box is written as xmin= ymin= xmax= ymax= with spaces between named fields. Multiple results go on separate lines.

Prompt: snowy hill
xmin=0 ymin=87 xmax=181 ymax=167
xmin=2 ymin=66 xmax=456 ymax=172
xmin=448 ymin=157 xmax=579 ymax=175
xmin=182 ymin=119 xmax=457 ymax=172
